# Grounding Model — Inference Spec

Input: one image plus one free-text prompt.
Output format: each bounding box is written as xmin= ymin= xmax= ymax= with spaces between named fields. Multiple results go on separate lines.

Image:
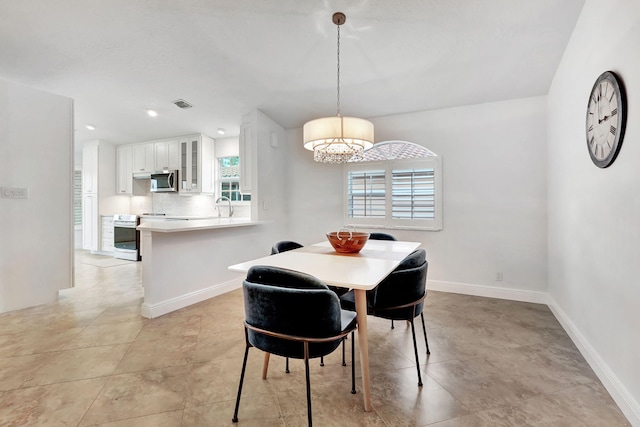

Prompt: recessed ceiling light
xmin=217 ymin=128 xmax=225 ymax=135
xmin=147 ymin=109 xmax=158 ymax=117
xmin=86 ymin=124 xmax=96 ymax=130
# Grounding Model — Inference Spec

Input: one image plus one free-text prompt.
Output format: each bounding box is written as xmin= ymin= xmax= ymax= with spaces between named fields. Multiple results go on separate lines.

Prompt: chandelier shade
xmin=303 ymin=116 xmax=374 ymax=162
xmin=302 ymin=12 xmax=374 ymax=163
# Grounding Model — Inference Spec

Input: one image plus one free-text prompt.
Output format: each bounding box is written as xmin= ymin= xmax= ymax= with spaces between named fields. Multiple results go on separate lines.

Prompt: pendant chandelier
xmin=303 ymin=12 xmax=374 ymax=163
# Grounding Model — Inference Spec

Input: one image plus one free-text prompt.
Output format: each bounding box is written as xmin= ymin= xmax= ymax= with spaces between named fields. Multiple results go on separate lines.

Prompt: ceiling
xmin=0 ymin=0 xmax=585 ymax=149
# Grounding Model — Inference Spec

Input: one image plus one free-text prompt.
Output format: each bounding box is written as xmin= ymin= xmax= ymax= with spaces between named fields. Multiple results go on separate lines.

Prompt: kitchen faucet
xmin=215 ymin=196 xmax=234 ymax=218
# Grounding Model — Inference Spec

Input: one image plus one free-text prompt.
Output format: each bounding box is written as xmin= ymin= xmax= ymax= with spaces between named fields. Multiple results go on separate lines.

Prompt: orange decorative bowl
xmin=326 ymin=231 xmax=370 ymax=253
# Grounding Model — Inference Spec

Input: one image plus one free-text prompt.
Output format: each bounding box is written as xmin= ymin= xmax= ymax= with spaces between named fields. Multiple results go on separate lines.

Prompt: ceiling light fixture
xmin=85 ymin=124 xmax=96 ymax=130
xmin=302 ymin=12 xmax=374 ymax=163
xmin=147 ymin=109 xmax=158 ymax=117
xmin=217 ymin=128 xmax=225 ymax=135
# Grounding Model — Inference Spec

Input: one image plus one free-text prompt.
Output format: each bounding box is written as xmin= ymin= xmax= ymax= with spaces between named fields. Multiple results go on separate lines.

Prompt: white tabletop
xmin=228 ymin=240 xmax=421 ymax=290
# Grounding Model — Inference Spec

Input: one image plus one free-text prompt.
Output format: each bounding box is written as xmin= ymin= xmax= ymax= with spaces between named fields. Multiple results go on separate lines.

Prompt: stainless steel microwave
xmin=150 ymin=170 xmax=179 ymax=193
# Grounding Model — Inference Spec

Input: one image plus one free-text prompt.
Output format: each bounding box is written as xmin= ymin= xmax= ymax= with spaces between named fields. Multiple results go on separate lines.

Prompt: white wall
xmin=547 ymin=0 xmax=640 ymax=423
xmin=289 ymin=96 xmax=548 ymax=302
xmin=215 ymin=136 xmax=239 ymax=158
xmin=0 ymin=78 xmax=74 ymax=313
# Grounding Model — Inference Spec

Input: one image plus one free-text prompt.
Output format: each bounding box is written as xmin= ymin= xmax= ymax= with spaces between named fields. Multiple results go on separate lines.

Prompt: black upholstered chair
xmin=271 ymin=239 xmax=350 ymax=368
xmin=369 ymin=232 xmax=398 ymax=241
xmin=232 ymin=266 xmax=357 ymax=426
xmin=368 ymin=232 xmax=399 ymax=328
xmin=270 ymin=240 xmax=304 ymax=372
xmin=270 ymin=240 xmax=303 ymax=255
xmin=340 ymin=248 xmax=430 ymax=386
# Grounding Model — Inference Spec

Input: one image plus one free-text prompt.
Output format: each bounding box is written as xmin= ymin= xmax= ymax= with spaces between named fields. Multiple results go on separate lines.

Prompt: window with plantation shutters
xmin=391 ymin=168 xmax=435 ymax=219
xmin=347 ymin=169 xmax=386 ymax=218
xmin=344 ymin=141 xmax=442 ymax=231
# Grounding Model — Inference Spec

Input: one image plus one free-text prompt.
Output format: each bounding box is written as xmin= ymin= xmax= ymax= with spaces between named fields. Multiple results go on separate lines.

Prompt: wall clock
xmin=586 ymin=71 xmax=627 ymax=168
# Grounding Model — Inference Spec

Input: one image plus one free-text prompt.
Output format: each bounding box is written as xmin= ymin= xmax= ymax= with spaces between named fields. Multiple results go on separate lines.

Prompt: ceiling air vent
xmin=173 ymin=99 xmax=193 ymax=109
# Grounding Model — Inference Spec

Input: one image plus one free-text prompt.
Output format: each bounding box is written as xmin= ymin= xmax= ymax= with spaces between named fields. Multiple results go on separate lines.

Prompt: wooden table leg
xmin=262 ymin=352 xmax=270 ymax=379
xmin=354 ymin=289 xmax=372 ymax=411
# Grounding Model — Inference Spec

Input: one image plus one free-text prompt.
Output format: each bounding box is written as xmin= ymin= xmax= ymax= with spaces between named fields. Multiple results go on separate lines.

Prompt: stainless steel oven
xmin=113 ymin=214 xmax=140 ymax=261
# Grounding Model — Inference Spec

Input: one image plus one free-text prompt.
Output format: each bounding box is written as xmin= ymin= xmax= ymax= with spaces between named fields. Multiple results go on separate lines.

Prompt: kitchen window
xmin=219 ymin=156 xmax=251 ymax=202
xmin=344 ymin=141 xmax=442 ymax=231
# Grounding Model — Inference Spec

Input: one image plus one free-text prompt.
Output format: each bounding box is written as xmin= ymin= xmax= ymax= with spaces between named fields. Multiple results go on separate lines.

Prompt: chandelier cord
xmin=336 ymin=23 xmax=341 ymax=117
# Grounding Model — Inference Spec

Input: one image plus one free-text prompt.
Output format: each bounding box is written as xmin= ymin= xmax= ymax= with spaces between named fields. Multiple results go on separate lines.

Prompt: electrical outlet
xmin=496 ymin=271 xmax=503 ymax=281
xmin=1 ymin=187 xmax=29 ymax=199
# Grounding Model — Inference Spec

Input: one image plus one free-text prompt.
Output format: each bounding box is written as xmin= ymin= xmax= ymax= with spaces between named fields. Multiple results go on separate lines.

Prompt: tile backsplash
xmin=131 ymin=193 xmax=250 ymax=218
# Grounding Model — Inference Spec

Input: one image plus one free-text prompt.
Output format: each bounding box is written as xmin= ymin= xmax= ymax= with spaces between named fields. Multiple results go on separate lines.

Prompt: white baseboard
xmin=547 ymin=296 xmax=640 ymax=426
xmin=141 ymin=278 xmax=242 ymax=319
xmin=427 ymin=280 xmax=548 ymax=304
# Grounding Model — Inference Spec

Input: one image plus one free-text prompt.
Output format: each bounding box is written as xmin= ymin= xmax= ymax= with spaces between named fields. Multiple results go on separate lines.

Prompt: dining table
xmin=228 ymin=238 xmax=422 ymax=412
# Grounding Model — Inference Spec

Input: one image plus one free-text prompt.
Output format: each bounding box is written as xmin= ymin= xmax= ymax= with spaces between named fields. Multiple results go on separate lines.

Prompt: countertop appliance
xmin=113 ymin=214 xmax=140 ymax=261
xmin=150 ymin=170 xmax=179 ymax=193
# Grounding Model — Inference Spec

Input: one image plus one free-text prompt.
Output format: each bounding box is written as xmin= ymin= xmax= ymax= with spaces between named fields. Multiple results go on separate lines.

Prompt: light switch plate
xmin=1 ymin=187 xmax=29 ymax=199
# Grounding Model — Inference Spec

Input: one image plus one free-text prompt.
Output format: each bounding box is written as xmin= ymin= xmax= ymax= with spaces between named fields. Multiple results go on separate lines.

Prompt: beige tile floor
xmin=0 ymin=250 xmax=630 ymax=426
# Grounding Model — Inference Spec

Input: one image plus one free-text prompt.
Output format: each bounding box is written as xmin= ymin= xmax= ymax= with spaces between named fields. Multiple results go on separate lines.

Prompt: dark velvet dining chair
xmin=369 ymin=232 xmax=398 ymax=241
xmin=270 ymin=240 xmax=303 ymax=255
xmin=368 ymin=232 xmax=399 ymax=329
xmin=270 ymin=240 xmax=303 ymax=373
xmin=271 ymin=239 xmax=349 ymax=369
xmin=232 ymin=266 xmax=357 ymax=427
xmin=340 ymin=248 xmax=430 ymax=386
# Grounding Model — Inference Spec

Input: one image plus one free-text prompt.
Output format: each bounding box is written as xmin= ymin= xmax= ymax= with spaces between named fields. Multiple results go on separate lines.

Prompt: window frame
xmin=218 ymin=156 xmax=251 ymax=204
xmin=343 ymin=157 xmax=442 ymax=231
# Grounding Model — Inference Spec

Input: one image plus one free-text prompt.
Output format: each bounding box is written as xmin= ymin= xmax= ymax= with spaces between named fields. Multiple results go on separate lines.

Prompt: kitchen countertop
xmin=137 ymin=217 xmax=261 ymax=233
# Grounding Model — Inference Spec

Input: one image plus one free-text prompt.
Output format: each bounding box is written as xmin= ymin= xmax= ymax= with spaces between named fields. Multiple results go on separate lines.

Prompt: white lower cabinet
xmin=82 ymin=194 xmax=98 ymax=251
xmin=101 ymin=216 xmax=114 ymax=253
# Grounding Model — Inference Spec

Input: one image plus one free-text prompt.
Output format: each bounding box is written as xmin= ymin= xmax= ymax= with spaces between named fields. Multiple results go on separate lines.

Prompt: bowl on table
xmin=326 ymin=230 xmax=370 ymax=254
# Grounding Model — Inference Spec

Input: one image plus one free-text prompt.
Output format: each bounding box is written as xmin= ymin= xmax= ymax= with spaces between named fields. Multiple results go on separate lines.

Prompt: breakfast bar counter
xmin=137 ymin=217 xmax=264 ymax=318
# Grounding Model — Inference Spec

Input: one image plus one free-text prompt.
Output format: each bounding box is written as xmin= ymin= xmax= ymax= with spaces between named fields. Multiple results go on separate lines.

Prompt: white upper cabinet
xmin=119 ymin=134 xmax=213 ymax=194
xmin=133 ymin=143 xmax=155 ymax=173
xmin=116 ymin=145 xmax=133 ymax=195
xmin=179 ymin=134 xmax=215 ymax=194
xmin=82 ymin=141 xmax=99 ymax=194
xmin=154 ymin=139 xmax=180 ymax=171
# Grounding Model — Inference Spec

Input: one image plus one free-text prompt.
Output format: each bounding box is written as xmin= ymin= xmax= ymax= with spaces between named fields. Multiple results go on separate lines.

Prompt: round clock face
xmin=586 ymin=71 xmax=626 ymax=168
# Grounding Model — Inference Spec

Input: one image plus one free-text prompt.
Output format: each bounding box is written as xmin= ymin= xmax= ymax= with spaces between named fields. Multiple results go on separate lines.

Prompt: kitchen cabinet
xmin=116 ymin=145 xmax=133 ymax=195
xmin=119 ymin=134 xmax=213 ymax=194
xmin=82 ymin=194 xmax=98 ymax=251
xmin=133 ymin=143 xmax=155 ymax=174
xmin=101 ymin=215 xmax=114 ymax=252
xmin=179 ymin=134 xmax=215 ymax=194
xmin=154 ymin=139 xmax=180 ymax=171
xmin=82 ymin=143 xmax=99 ymax=194
xmin=81 ymin=140 xmax=128 ymax=254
